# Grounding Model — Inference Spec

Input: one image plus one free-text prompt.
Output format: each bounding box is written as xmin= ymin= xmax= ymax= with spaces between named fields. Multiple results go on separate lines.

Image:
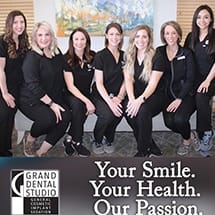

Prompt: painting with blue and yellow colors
xmin=55 ymin=0 xmax=153 ymax=36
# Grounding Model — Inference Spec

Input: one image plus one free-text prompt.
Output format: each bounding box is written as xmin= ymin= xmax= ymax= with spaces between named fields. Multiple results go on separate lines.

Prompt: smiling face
xmin=105 ymin=27 xmax=122 ymax=48
xmin=196 ymin=9 xmax=212 ymax=31
xmin=35 ymin=26 xmax=52 ymax=50
xmin=134 ymin=29 xmax=149 ymax=51
xmin=163 ymin=25 xmax=179 ymax=46
xmin=72 ymin=31 xmax=87 ymax=52
xmin=12 ymin=15 xmax=25 ymax=37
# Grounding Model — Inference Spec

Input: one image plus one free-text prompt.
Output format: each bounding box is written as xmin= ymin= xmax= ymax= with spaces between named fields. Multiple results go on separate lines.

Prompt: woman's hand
xmin=2 ymin=92 xmax=15 ymax=108
xmin=50 ymin=102 xmax=65 ymax=123
xmin=166 ymin=98 xmax=182 ymax=112
xmin=112 ymin=96 xmax=122 ymax=106
xmin=108 ymin=99 xmax=123 ymax=117
xmin=197 ymin=79 xmax=211 ymax=93
xmin=126 ymin=97 xmax=143 ymax=118
xmin=85 ymin=100 xmax=95 ymax=115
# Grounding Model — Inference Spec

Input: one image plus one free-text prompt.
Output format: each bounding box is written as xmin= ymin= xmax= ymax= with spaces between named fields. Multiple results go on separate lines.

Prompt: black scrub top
xmin=184 ymin=31 xmax=215 ymax=81
xmin=152 ymin=45 xmax=195 ymax=99
xmin=92 ymin=47 xmax=124 ymax=98
xmin=20 ymin=49 xmax=68 ymax=106
xmin=64 ymin=51 xmax=95 ymax=98
xmin=0 ymin=35 xmax=26 ymax=96
xmin=133 ymin=58 xmax=148 ymax=97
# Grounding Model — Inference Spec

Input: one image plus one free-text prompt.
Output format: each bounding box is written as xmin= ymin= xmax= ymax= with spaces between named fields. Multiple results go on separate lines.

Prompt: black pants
xmin=93 ymin=97 xmax=123 ymax=143
xmin=124 ymin=93 xmax=166 ymax=153
xmin=195 ymin=83 xmax=215 ymax=137
xmin=0 ymin=94 xmax=17 ymax=153
xmin=19 ymin=102 xmax=71 ymax=146
xmin=65 ymin=95 xmax=89 ymax=143
xmin=163 ymin=96 xmax=196 ymax=140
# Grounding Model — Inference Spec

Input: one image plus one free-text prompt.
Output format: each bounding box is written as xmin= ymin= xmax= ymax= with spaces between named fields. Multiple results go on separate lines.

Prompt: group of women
xmin=0 ymin=4 xmax=214 ymax=157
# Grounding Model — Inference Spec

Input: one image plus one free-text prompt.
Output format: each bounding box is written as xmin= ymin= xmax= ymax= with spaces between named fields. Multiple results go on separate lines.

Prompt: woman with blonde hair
xmin=125 ymin=21 xmax=196 ymax=157
xmin=124 ymin=24 xmax=162 ymax=157
xmin=19 ymin=21 xmax=71 ymax=157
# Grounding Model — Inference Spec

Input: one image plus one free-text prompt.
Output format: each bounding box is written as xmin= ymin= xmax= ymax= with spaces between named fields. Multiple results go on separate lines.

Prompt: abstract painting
xmin=55 ymin=0 xmax=153 ymax=36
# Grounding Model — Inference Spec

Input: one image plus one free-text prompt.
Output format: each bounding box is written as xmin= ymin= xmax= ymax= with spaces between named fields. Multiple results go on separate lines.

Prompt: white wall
xmin=34 ymin=0 xmax=177 ymax=53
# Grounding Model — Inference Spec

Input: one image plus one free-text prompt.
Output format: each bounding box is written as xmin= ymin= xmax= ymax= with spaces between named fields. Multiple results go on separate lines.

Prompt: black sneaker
xmin=91 ymin=136 xmax=104 ymax=154
xmin=102 ymin=136 xmax=115 ymax=153
xmin=149 ymin=139 xmax=162 ymax=157
xmin=134 ymin=151 xmax=149 ymax=157
xmin=72 ymin=142 xmax=91 ymax=157
xmin=63 ymin=138 xmax=75 ymax=156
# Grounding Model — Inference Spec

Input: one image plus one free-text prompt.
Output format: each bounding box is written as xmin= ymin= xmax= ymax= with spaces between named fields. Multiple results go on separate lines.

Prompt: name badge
xmin=177 ymin=56 xmax=185 ymax=60
xmin=203 ymin=40 xmax=209 ymax=48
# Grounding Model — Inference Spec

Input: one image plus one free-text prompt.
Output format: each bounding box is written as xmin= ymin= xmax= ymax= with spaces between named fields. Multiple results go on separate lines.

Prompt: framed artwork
xmin=55 ymin=0 xmax=153 ymax=36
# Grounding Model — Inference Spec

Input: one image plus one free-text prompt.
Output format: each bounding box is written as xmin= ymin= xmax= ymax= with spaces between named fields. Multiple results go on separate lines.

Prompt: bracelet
xmin=47 ymin=100 xmax=54 ymax=107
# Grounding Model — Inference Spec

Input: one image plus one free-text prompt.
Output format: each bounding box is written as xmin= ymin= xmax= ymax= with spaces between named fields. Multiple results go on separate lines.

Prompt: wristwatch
xmin=109 ymin=93 xmax=114 ymax=99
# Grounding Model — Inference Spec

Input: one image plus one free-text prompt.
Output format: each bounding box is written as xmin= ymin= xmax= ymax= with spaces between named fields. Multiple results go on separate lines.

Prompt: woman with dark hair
xmin=63 ymin=27 xmax=95 ymax=157
xmin=0 ymin=10 xmax=29 ymax=156
xmin=184 ymin=5 xmax=215 ymax=155
xmin=91 ymin=22 xmax=126 ymax=154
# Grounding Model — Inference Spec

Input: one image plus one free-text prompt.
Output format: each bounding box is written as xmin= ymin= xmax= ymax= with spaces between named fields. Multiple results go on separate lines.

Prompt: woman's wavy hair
xmin=31 ymin=21 xmax=59 ymax=56
xmin=190 ymin=4 xmax=215 ymax=54
xmin=160 ymin=21 xmax=182 ymax=45
xmin=124 ymin=25 xmax=154 ymax=82
xmin=65 ymin=27 xmax=93 ymax=67
xmin=3 ymin=10 xmax=29 ymax=58
xmin=105 ymin=22 xmax=123 ymax=49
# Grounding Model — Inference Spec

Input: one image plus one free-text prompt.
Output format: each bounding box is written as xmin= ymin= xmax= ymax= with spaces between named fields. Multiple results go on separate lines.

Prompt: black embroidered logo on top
xmin=11 ymin=170 xmax=59 ymax=215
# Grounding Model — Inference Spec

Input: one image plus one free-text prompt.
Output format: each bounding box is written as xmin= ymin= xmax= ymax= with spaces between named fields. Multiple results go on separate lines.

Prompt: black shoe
xmin=72 ymin=142 xmax=91 ymax=157
xmin=63 ymin=138 xmax=75 ymax=156
xmin=134 ymin=151 xmax=149 ymax=157
xmin=149 ymin=139 xmax=162 ymax=157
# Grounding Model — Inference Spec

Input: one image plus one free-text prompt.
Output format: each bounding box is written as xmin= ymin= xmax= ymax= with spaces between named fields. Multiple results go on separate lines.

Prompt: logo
xmin=11 ymin=170 xmax=59 ymax=215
